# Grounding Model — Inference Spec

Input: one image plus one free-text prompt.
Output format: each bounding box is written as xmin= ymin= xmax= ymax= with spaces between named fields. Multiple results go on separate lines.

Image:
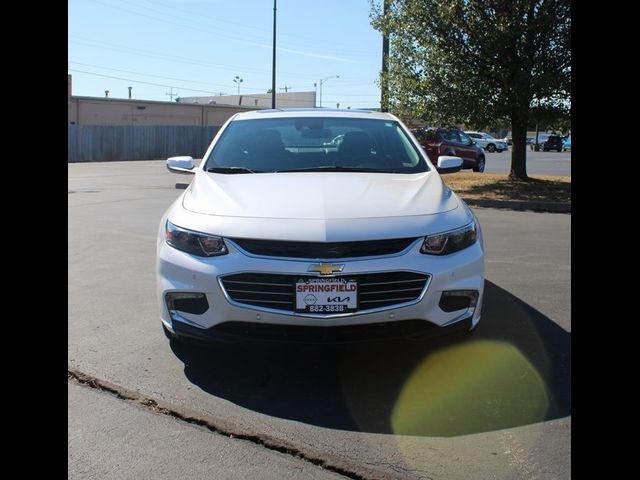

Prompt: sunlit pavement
xmin=483 ymin=149 xmax=571 ymax=176
xmin=69 ymin=161 xmax=570 ymax=480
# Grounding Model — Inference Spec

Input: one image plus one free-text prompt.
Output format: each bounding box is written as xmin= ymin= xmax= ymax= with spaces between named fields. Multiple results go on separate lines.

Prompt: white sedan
xmin=157 ymin=109 xmax=484 ymax=343
xmin=465 ymin=131 xmax=508 ymax=152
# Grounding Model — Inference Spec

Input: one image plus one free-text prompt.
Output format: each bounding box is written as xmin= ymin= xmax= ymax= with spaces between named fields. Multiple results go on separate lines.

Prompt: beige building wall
xmin=179 ymin=91 xmax=316 ymax=109
xmin=68 ymin=96 xmax=256 ymax=126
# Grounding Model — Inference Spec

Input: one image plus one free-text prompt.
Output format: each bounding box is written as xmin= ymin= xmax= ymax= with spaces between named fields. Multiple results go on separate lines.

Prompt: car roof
xmin=230 ymin=108 xmax=399 ymax=122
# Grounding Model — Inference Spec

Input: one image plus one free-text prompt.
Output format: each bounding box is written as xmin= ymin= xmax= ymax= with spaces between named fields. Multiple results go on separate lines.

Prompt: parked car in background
xmin=543 ymin=135 xmax=564 ymax=152
xmin=464 ymin=132 xmax=507 ymax=153
xmin=412 ymin=127 xmax=486 ymax=172
xmin=500 ymin=135 xmax=512 ymax=146
xmin=158 ymin=109 xmax=484 ymax=344
xmin=563 ymin=135 xmax=571 ymax=151
xmin=530 ymin=134 xmax=550 ymax=151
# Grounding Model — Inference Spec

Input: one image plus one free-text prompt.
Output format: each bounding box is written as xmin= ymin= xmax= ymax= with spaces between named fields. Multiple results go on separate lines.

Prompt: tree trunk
xmin=509 ymin=115 xmax=529 ymax=180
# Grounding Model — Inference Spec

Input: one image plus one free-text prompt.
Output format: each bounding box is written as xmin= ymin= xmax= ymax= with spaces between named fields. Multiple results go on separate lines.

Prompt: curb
xmin=463 ymin=198 xmax=571 ymax=214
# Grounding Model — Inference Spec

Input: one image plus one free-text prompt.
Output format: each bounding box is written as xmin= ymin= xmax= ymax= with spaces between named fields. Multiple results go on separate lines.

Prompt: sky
xmin=68 ymin=0 xmax=385 ymax=110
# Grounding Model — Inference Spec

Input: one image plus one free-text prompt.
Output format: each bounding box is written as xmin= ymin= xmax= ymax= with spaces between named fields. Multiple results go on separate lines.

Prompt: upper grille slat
xmin=230 ymin=237 xmax=418 ymax=259
xmin=220 ymin=272 xmax=429 ymax=313
xmin=359 ymin=287 xmax=423 ymax=295
xmin=360 ymin=279 xmax=425 ymax=286
xmin=223 ymin=280 xmax=292 ymax=287
xmin=226 ymin=289 xmax=292 ymax=296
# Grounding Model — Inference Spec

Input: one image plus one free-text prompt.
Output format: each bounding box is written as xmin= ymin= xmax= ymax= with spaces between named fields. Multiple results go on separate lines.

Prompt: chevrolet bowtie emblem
xmin=308 ymin=263 xmax=345 ymax=276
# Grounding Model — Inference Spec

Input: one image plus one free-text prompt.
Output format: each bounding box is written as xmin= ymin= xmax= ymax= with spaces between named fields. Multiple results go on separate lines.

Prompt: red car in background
xmin=411 ymin=128 xmax=486 ymax=172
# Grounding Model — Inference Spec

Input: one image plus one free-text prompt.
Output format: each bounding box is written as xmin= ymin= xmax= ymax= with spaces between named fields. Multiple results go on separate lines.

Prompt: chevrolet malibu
xmin=157 ymin=109 xmax=484 ymax=343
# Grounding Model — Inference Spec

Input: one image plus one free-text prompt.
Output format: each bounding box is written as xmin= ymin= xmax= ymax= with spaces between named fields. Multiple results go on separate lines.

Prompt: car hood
xmin=172 ymin=171 xmax=470 ymax=242
xmin=183 ymin=171 xmax=458 ymax=219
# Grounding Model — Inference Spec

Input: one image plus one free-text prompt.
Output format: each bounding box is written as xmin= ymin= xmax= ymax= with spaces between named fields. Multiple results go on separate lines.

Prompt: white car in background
xmin=465 ymin=132 xmax=508 ymax=153
xmin=157 ymin=109 xmax=485 ymax=344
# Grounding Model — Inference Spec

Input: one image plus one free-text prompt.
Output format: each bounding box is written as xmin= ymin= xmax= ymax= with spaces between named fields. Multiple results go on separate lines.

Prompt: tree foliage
xmin=529 ymin=103 xmax=571 ymax=133
xmin=371 ymin=0 xmax=571 ymax=179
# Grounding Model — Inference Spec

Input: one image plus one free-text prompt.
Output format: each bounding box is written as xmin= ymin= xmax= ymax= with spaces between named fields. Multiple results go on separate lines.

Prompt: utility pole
xmin=166 ymin=87 xmax=177 ymax=102
xmin=272 ymin=0 xmax=277 ymax=109
xmin=104 ymin=90 xmax=109 ymax=98
xmin=380 ymin=0 xmax=390 ymax=112
xmin=279 ymin=86 xmax=291 ymax=92
xmin=128 ymin=86 xmax=132 ymax=99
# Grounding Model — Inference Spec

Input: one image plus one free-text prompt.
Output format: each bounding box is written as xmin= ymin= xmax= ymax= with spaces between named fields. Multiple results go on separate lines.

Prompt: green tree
xmin=371 ymin=0 xmax=570 ymax=180
xmin=529 ymin=102 xmax=571 ymax=134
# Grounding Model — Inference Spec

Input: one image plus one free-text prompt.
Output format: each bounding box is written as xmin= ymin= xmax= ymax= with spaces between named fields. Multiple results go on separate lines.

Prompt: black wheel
xmin=473 ymin=156 xmax=485 ymax=172
xmin=486 ymin=143 xmax=496 ymax=152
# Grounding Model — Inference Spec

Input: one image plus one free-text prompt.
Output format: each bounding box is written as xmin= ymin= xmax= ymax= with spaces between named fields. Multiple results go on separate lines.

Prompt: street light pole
xmin=233 ymin=76 xmax=243 ymax=96
xmin=271 ymin=0 xmax=277 ymax=109
xmin=319 ymin=75 xmax=339 ymax=108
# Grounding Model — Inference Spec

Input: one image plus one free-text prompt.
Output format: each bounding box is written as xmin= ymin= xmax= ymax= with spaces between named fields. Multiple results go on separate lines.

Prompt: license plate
xmin=295 ymin=278 xmax=358 ymax=313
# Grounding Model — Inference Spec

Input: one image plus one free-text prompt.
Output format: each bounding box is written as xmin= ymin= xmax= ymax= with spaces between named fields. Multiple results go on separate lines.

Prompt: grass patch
xmin=443 ymin=173 xmax=571 ymax=203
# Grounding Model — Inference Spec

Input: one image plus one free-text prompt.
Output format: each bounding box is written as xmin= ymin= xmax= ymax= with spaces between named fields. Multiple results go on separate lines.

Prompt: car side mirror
xmin=167 ymin=156 xmax=195 ymax=174
xmin=436 ymin=155 xmax=463 ymax=174
xmin=470 ymin=140 xmax=476 ymax=145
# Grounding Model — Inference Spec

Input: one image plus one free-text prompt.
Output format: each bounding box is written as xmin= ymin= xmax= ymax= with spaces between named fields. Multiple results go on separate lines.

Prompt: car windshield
xmin=204 ymin=117 xmax=429 ymax=173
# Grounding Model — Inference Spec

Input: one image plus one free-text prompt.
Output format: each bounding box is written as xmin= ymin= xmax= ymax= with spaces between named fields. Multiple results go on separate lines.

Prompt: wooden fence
xmin=68 ymin=125 xmax=220 ymax=162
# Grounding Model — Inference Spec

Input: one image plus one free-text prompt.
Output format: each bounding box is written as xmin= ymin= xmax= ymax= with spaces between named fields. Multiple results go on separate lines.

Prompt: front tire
xmin=486 ymin=144 xmax=496 ymax=152
xmin=473 ymin=156 xmax=485 ymax=172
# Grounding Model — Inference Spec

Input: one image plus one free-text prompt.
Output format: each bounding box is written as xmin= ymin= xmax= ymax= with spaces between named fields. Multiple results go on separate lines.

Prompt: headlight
xmin=165 ymin=221 xmax=228 ymax=257
xmin=420 ymin=221 xmax=477 ymax=255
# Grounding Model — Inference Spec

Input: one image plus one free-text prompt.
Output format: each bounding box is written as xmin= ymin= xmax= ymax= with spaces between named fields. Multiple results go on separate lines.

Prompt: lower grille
xmin=219 ymin=271 xmax=430 ymax=313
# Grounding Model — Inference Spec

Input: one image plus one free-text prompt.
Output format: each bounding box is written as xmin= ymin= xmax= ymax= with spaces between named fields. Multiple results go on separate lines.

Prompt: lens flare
xmin=391 ymin=340 xmax=548 ymax=437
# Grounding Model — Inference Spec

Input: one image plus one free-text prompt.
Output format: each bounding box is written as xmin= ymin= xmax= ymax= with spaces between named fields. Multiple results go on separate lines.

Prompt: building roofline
xmin=69 ymin=95 xmax=259 ymax=110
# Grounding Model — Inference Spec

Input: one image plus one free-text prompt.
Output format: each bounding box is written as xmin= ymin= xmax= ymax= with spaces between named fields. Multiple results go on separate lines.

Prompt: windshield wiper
xmin=276 ymin=166 xmax=398 ymax=173
xmin=206 ymin=167 xmax=262 ymax=174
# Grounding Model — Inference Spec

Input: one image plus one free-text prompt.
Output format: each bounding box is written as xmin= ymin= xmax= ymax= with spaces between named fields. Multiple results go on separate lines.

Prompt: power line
xmin=69 ymin=61 xmax=237 ymax=89
xmin=69 ymin=37 xmax=336 ymax=82
xmin=70 ymin=68 xmax=381 ymax=106
xmin=127 ymin=0 xmax=380 ymax=57
xmin=86 ymin=0 xmax=376 ymax=60
xmin=68 ymin=68 xmax=219 ymax=94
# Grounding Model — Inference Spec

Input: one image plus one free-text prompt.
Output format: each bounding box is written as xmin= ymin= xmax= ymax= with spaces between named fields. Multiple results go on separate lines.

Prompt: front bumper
xmin=157 ymin=236 xmax=484 ymax=342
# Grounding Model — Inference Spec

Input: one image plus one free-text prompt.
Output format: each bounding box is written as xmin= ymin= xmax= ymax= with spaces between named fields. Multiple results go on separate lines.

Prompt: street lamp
xmin=319 ymin=75 xmax=339 ymax=108
xmin=233 ymin=76 xmax=243 ymax=96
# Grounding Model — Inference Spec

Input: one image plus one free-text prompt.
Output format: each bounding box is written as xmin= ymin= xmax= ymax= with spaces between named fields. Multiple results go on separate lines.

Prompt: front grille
xmin=229 ymin=237 xmax=418 ymax=259
xmin=219 ymin=271 xmax=429 ymax=313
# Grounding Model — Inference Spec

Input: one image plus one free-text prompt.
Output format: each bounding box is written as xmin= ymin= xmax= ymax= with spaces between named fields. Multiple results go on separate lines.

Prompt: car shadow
xmin=170 ymin=280 xmax=570 ymax=437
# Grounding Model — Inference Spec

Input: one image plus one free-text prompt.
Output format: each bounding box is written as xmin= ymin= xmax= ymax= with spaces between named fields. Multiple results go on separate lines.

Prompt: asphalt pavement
xmin=483 ymin=149 xmax=571 ymax=176
xmin=69 ymin=382 xmax=345 ymax=480
xmin=69 ymin=160 xmax=570 ymax=480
